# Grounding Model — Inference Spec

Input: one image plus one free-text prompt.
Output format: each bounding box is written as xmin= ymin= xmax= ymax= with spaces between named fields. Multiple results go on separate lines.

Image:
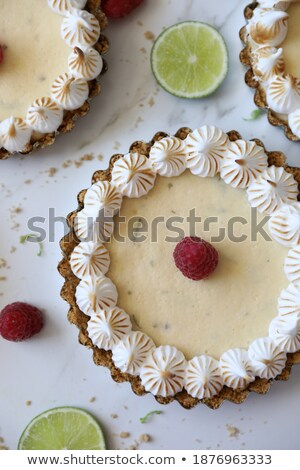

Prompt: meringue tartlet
xmin=59 ymin=126 xmax=300 ymax=409
xmin=240 ymin=0 xmax=300 ymax=141
xmin=0 ymin=0 xmax=107 ymax=159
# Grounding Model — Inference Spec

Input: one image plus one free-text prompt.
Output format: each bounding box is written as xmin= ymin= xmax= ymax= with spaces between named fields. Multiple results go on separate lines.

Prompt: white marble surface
xmin=1 ymin=0 xmax=300 ymax=451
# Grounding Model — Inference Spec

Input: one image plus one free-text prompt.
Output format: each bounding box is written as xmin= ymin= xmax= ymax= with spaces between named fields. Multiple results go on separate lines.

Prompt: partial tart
xmin=59 ymin=126 xmax=300 ymax=409
xmin=240 ymin=0 xmax=300 ymax=141
xmin=0 ymin=0 xmax=108 ymax=159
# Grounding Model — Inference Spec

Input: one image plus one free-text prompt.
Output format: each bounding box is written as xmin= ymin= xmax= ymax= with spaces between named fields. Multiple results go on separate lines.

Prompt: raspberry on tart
xmin=173 ymin=236 xmax=219 ymax=281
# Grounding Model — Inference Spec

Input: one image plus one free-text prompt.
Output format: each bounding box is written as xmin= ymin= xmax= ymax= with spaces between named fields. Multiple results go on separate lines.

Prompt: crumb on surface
xmin=47 ymin=167 xmax=58 ymax=177
xmin=226 ymin=425 xmax=241 ymax=438
xmin=120 ymin=432 xmax=130 ymax=439
xmin=148 ymin=97 xmax=155 ymax=107
xmin=111 ymin=413 xmax=118 ymax=419
xmin=25 ymin=400 xmax=32 ymax=406
xmin=139 ymin=434 xmax=151 ymax=443
xmin=89 ymin=396 xmax=96 ymax=403
xmin=0 ymin=276 xmax=7 ymax=282
xmin=144 ymin=31 xmax=155 ymax=42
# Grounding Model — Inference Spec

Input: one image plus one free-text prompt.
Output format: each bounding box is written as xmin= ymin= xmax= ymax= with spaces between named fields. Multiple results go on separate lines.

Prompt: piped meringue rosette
xmin=65 ymin=126 xmax=300 ymax=404
xmin=0 ymin=0 xmax=104 ymax=155
xmin=242 ymin=1 xmax=300 ymax=140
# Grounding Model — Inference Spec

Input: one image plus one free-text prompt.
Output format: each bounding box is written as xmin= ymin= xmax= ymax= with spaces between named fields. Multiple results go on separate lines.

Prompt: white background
xmin=0 ymin=0 xmax=300 ymax=451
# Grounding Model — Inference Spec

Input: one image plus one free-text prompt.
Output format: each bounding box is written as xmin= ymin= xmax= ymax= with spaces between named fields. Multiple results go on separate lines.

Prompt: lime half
xmin=151 ymin=21 xmax=228 ymax=99
xmin=18 ymin=407 xmax=106 ymax=450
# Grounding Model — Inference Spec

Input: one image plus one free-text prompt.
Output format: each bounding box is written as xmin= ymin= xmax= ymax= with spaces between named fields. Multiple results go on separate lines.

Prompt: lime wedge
xmin=18 ymin=407 xmax=106 ymax=450
xmin=151 ymin=21 xmax=228 ymax=99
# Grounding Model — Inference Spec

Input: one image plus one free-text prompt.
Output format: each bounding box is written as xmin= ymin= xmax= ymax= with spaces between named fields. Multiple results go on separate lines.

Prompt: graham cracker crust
xmin=58 ymin=127 xmax=300 ymax=410
xmin=0 ymin=0 xmax=109 ymax=160
xmin=239 ymin=2 xmax=300 ymax=142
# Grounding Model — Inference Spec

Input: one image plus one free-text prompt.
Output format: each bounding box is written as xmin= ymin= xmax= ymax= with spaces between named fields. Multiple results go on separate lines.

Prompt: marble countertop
xmin=1 ymin=0 xmax=300 ymax=451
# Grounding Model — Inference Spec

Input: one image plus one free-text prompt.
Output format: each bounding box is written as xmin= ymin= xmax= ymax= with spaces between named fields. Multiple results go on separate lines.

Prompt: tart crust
xmin=240 ymin=2 xmax=300 ymax=142
xmin=58 ymin=127 xmax=300 ymax=410
xmin=0 ymin=0 xmax=109 ymax=160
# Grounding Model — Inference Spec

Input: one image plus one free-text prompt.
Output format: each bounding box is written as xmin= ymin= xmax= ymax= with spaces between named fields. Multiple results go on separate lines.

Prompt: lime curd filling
xmin=107 ymin=172 xmax=289 ymax=359
xmin=281 ymin=2 xmax=300 ymax=79
xmin=0 ymin=0 xmax=70 ymax=121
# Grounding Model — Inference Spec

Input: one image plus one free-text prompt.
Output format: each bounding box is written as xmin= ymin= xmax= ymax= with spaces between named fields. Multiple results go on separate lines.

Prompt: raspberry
xmin=173 ymin=236 xmax=219 ymax=281
xmin=0 ymin=45 xmax=4 ymax=65
xmin=0 ymin=302 xmax=43 ymax=342
xmin=102 ymin=0 xmax=144 ymax=18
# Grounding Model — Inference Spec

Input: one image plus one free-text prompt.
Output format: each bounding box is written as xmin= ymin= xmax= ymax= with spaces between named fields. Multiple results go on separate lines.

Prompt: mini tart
xmin=0 ymin=0 xmax=108 ymax=160
xmin=59 ymin=127 xmax=300 ymax=410
xmin=240 ymin=0 xmax=300 ymax=141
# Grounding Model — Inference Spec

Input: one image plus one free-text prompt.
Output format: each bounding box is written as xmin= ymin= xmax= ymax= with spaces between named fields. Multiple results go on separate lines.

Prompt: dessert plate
xmin=240 ymin=0 xmax=300 ymax=141
xmin=0 ymin=0 xmax=108 ymax=159
xmin=59 ymin=126 xmax=300 ymax=409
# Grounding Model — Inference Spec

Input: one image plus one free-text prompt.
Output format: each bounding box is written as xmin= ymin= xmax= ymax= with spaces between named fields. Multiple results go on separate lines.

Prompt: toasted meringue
xmin=51 ymin=73 xmax=89 ymax=110
xmin=74 ymin=209 xmax=114 ymax=243
xmin=288 ymin=108 xmax=300 ymax=139
xmin=184 ymin=356 xmax=223 ymax=400
xmin=112 ymin=331 xmax=156 ymax=376
xmin=266 ymin=75 xmax=300 ymax=114
xmin=246 ymin=166 xmax=298 ymax=214
xmin=269 ymin=314 xmax=300 ymax=353
xmin=48 ymin=0 xmax=74 ymax=15
xmin=278 ymin=283 xmax=300 ymax=318
xmin=248 ymin=8 xmax=289 ymax=47
xmin=61 ymin=9 xmax=100 ymax=47
xmin=87 ymin=307 xmax=131 ymax=350
xmin=149 ymin=136 xmax=187 ymax=177
xmin=111 ymin=153 xmax=156 ymax=198
xmin=140 ymin=345 xmax=186 ymax=397
xmin=186 ymin=126 xmax=229 ymax=178
xmin=76 ymin=276 xmax=118 ymax=315
xmin=248 ymin=337 xmax=286 ymax=379
xmin=258 ymin=1 xmax=290 ymax=10
xmin=70 ymin=241 xmax=110 ymax=279
xmin=268 ymin=203 xmax=300 ymax=246
xmin=0 ymin=117 xmax=32 ymax=153
xmin=68 ymin=46 xmax=103 ymax=80
xmin=284 ymin=246 xmax=300 ymax=288
xmin=84 ymin=181 xmax=123 ymax=218
xmin=220 ymin=140 xmax=268 ymax=189
xmin=252 ymin=46 xmax=285 ymax=81
xmin=219 ymin=348 xmax=255 ymax=389
xmin=26 ymin=97 xmax=63 ymax=133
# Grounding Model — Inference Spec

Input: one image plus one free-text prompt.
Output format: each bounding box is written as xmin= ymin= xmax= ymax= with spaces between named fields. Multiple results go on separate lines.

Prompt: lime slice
xmin=151 ymin=21 xmax=229 ymax=99
xmin=18 ymin=407 xmax=106 ymax=450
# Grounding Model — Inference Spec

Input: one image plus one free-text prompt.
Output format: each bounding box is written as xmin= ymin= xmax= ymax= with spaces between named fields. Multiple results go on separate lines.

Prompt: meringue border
xmin=240 ymin=1 xmax=300 ymax=142
xmin=0 ymin=0 xmax=108 ymax=160
xmin=59 ymin=127 xmax=300 ymax=410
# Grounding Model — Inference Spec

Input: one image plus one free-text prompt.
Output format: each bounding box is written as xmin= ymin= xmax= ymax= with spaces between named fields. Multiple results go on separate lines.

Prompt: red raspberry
xmin=0 ymin=45 xmax=4 ymax=65
xmin=0 ymin=302 xmax=43 ymax=342
xmin=173 ymin=236 xmax=219 ymax=281
xmin=102 ymin=0 xmax=144 ymax=18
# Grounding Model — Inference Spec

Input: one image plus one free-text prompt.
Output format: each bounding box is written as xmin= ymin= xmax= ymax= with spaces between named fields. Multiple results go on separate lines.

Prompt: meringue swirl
xmin=248 ymin=337 xmax=286 ymax=379
xmin=186 ymin=126 xmax=229 ymax=177
xmin=220 ymin=140 xmax=268 ymax=189
xmin=149 ymin=136 xmax=187 ymax=177
xmin=112 ymin=331 xmax=156 ymax=376
xmin=70 ymin=241 xmax=110 ymax=279
xmin=87 ymin=307 xmax=132 ymax=350
xmin=246 ymin=165 xmax=298 ymax=214
xmin=184 ymin=356 xmax=223 ymax=399
xmin=26 ymin=97 xmax=63 ymax=133
xmin=68 ymin=46 xmax=103 ymax=80
xmin=268 ymin=203 xmax=300 ymax=246
xmin=111 ymin=153 xmax=156 ymax=198
xmin=0 ymin=117 xmax=32 ymax=154
xmin=219 ymin=349 xmax=255 ymax=389
xmin=140 ymin=345 xmax=186 ymax=397
xmin=76 ymin=276 xmax=118 ymax=316
xmin=51 ymin=73 xmax=89 ymax=110
xmin=61 ymin=9 xmax=101 ymax=48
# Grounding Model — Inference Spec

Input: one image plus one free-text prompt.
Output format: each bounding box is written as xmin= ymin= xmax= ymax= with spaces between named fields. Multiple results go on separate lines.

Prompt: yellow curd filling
xmin=281 ymin=2 xmax=300 ymax=78
xmin=107 ymin=172 xmax=288 ymax=359
xmin=0 ymin=0 xmax=70 ymax=121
